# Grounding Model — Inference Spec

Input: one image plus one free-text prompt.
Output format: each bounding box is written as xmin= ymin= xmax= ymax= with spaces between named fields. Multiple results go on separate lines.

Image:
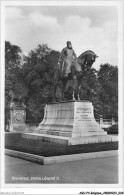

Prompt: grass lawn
xmin=5 ymin=133 xmax=118 ymax=157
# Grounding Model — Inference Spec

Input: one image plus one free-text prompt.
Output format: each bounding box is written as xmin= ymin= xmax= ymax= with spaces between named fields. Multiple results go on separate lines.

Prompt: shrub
xmin=104 ymin=124 xmax=118 ymax=134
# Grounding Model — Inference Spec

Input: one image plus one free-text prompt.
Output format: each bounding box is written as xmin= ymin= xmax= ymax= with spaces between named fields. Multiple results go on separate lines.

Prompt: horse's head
xmin=78 ymin=50 xmax=98 ymax=70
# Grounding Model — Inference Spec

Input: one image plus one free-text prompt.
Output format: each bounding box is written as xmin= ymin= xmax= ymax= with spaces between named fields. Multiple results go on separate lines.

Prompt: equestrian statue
xmin=53 ymin=41 xmax=98 ymax=101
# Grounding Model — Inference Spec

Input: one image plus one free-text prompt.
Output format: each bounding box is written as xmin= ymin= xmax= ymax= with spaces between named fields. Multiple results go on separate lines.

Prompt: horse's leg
xmin=72 ymin=75 xmax=77 ymax=100
xmin=77 ymin=84 xmax=81 ymax=100
xmin=62 ymin=77 xmax=68 ymax=100
xmin=72 ymin=89 xmax=76 ymax=100
xmin=53 ymin=69 xmax=60 ymax=102
xmin=77 ymin=75 xmax=82 ymax=100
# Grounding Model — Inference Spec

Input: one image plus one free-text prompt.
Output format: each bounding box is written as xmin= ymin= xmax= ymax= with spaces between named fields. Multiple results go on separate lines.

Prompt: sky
xmin=5 ymin=6 xmax=118 ymax=69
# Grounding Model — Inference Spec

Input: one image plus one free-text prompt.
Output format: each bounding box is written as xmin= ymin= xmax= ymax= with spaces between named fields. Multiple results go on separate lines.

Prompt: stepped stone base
xmin=35 ymin=129 xmax=107 ymax=137
xmin=21 ymin=133 xmax=118 ymax=145
xmin=24 ymin=100 xmax=116 ymax=145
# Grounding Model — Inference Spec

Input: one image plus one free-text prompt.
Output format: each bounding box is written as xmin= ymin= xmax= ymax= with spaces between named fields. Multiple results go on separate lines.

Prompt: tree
xmin=97 ymin=64 xmax=118 ymax=119
xmin=5 ymin=41 xmax=29 ymax=125
xmin=21 ymin=44 xmax=60 ymax=121
xmin=79 ymin=68 xmax=103 ymax=118
xmin=5 ymin=41 xmax=29 ymax=101
xmin=5 ymin=41 xmax=22 ymax=69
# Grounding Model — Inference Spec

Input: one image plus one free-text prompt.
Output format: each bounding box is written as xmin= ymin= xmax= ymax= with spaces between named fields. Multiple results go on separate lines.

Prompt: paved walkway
xmin=5 ymin=155 xmax=118 ymax=184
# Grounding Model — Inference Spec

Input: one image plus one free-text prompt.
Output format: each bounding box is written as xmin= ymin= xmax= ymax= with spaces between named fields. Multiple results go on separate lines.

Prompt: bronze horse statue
xmin=53 ymin=50 xmax=98 ymax=101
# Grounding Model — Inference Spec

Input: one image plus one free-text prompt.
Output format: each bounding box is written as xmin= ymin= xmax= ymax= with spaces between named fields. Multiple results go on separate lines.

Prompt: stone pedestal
xmin=34 ymin=101 xmax=107 ymax=137
xmin=22 ymin=101 xmax=117 ymax=145
xmin=9 ymin=101 xmax=26 ymax=132
xmin=22 ymin=100 xmax=118 ymax=145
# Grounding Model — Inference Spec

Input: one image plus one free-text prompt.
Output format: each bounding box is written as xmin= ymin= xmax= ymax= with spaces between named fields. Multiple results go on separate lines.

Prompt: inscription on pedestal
xmin=76 ymin=106 xmax=93 ymax=121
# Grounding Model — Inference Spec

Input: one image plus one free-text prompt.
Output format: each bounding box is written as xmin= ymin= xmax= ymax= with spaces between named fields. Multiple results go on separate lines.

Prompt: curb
xmin=5 ymin=149 xmax=118 ymax=165
xmin=5 ymin=149 xmax=44 ymax=165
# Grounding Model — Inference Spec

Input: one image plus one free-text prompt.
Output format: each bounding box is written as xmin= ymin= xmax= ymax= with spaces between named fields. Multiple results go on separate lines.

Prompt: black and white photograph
xmin=0 ymin=0 xmax=123 ymax=194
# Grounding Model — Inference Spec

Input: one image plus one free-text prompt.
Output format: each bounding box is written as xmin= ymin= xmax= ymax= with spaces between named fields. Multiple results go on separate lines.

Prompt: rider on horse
xmin=54 ymin=42 xmax=98 ymax=101
xmin=58 ymin=41 xmax=78 ymax=78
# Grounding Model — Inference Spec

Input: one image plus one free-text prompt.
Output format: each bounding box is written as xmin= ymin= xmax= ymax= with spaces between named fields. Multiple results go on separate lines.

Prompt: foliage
xmin=5 ymin=41 xmax=29 ymax=124
xmin=5 ymin=41 xmax=28 ymax=101
xmin=97 ymin=64 xmax=118 ymax=119
xmin=104 ymin=124 xmax=118 ymax=134
xmin=21 ymin=44 xmax=60 ymax=121
xmin=5 ymin=41 xmax=22 ymax=69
